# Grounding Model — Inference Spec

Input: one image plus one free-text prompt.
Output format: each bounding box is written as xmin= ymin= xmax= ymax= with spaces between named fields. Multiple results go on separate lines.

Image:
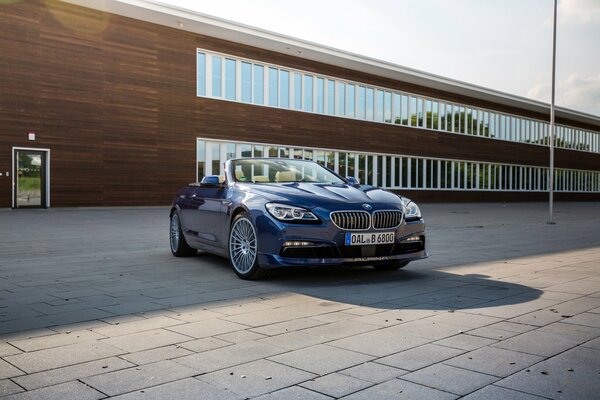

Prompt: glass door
xmin=14 ymin=150 xmax=46 ymax=208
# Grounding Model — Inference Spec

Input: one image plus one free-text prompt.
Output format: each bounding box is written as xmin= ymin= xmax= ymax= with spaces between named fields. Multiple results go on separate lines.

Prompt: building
xmin=2 ymin=0 xmax=599 ymax=208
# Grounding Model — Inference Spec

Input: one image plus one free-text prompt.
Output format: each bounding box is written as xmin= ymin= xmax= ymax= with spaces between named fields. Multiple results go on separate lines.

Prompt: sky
xmin=163 ymin=0 xmax=600 ymax=117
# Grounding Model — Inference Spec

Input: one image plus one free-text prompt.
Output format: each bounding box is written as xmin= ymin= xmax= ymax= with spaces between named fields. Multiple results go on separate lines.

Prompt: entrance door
xmin=14 ymin=149 xmax=47 ymax=208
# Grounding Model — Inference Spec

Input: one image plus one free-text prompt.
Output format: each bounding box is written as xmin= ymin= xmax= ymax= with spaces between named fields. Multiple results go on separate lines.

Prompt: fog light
xmin=283 ymin=241 xmax=312 ymax=247
xmin=404 ymin=236 xmax=421 ymax=242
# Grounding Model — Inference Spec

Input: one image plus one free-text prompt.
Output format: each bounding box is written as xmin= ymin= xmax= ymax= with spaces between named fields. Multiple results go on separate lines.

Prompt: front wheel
xmin=373 ymin=261 xmax=409 ymax=271
xmin=228 ymin=213 xmax=270 ymax=280
xmin=170 ymin=211 xmax=197 ymax=257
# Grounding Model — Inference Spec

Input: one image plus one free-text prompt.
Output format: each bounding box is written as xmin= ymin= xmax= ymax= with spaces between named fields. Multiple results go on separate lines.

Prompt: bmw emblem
xmin=362 ymin=203 xmax=372 ymax=211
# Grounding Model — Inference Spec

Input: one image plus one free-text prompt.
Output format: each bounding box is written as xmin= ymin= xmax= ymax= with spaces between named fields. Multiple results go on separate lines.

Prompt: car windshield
xmin=232 ymin=159 xmax=345 ymax=184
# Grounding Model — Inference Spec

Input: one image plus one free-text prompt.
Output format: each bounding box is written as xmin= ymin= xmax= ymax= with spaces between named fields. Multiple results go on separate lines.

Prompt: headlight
xmin=400 ymin=197 xmax=421 ymax=219
xmin=266 ymin=203 xmax=319 ymax=222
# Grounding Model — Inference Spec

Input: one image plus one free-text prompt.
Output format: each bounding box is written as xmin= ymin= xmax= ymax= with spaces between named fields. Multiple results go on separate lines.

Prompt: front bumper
xmin=253 ymin=211 xmax=427 ymax=269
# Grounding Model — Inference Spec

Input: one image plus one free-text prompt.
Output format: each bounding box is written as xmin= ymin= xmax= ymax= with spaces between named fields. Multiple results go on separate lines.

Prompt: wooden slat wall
xmin=0 ymin=0 xmax=599 ymax=207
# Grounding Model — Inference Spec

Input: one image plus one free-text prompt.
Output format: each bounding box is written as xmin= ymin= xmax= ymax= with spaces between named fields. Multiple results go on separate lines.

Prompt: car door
xmin=186 ymin=184 xmax=229 ymax=247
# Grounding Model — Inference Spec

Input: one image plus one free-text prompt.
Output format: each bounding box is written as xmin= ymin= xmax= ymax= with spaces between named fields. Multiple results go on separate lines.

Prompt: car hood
xmin=238 ymin=182 xmax=402 ymax=209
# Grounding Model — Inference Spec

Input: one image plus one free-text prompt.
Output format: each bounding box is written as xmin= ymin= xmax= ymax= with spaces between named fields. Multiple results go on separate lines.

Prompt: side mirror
xmin=200 ymin=175 xmax=223 ymax=187
xmin=346 ymin=176 xmax=360 ymax=186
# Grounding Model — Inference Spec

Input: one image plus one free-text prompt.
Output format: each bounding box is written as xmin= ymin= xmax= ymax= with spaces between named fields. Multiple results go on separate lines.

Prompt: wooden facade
xmin=1 ymin=0 xmax=599 ymax=207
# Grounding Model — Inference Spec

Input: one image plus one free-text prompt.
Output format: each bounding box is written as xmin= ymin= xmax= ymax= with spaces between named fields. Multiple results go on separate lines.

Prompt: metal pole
xmin=548 ymin=0 xmax=557 ymax=225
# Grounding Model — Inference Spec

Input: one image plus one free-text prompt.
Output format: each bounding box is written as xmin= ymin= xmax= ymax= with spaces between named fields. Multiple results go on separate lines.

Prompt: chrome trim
xmin=373 ymin=209 xmax=404 ymax=230
xmin=330 ymin=210 xmax=371 ymax=230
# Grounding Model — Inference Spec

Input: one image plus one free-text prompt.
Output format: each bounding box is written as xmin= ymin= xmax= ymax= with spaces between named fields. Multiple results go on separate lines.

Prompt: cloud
xmin=527 ymin=72 xmax=600 ymax=116
xmin=558 ymin=0 xmax=600 ymax=25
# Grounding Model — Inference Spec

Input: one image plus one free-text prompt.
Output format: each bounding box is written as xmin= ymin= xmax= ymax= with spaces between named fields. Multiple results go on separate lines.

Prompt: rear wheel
xmin=373 ymin=261 xmax=409 ymax=271
xmin=228 ymin=213 xmax=270 ymax=280
xmin=170 ymin=211 xmax=197 ymax=257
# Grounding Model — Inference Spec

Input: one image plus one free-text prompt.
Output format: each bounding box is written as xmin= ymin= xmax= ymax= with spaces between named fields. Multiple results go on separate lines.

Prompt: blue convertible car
xmin=170 ymin=158 xmax=427 ymax=279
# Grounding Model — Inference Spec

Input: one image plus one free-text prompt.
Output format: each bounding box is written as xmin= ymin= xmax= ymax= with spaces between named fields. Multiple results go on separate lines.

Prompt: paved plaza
xmin=0 ymin=202 xmax=599 ymax=399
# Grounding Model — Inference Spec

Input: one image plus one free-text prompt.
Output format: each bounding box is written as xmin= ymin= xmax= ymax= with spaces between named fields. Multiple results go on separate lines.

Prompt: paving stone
xmin=562 ymin=312 xmax=600 ymax=328
xmin=301 ymin=372 xmax=373 ymax=398
xmin=175 ymin=341 xmax=286 ymax=374
xmin=546 ymin=280 xmax=600 ymax=295
xmin=166 ymin=308 xmax=225 ymax=323
xmin=0 ymin=379 xmax=24 ymax=397
xmin=166 ymin=319 xmax=248 ymax=339
xmin=339 ymin=362 xmax=408 ymax=383
xmin=253 ymin=386 xmax=332 ymax=400
xmin=120 ymin=345 xmax=193 ymax=365
xmin=8 ymin=330 xmax=106 ymax=352
xmin=350 ymin=309 xmax=436 ymax=327
xmin=496 ymin=347 xmax=600 ymax=399
xmin=102 ymin=328 xmax=191 ymax=352
xmin=0 ymin=381 xmax=104 ymax=400
xmin=268 ymin=344 xmax=373 ymax=375
xmin=109 ymin=377 xmax=244 ymax=399
xmin=434 ymin=334 xmax=497 ymax=351
xmin=378 ymin=343 xmax=464 ymax=371
xmin=492 ymin=330 xmax=582 ymax=357
xmin=92 ymin=316 xmax=184 ymax=337
xmin=581 ymin=337 xmax=600 ymax=350
xmin=82 ymin=360 xmax=199 ymax=396
xmin=402 ymin=364 xmax=498 ymax=396
xmin=4 ymin=340 xmax=124 ymax=373
xmin=385 ymin=319 xmax=463 ymax=340
xmin=340 ymin=378 xmax=458 ymax=400
xmin=215 ymin=329 xmax=266 ymax=343
xmin=258 ymin=330 xmax=328 ymax=350
xmin=178 ymin=337 xmax=232 ymax=353
xmin=537 ymin=321 xmax=600 ymax=341
xmin=0 ymin=359 xmax=23 ymax=379
xmin=199 ymin=359 xmax=315 ymax=398
xmin=445 ymin=347 xmax=544 ymax=377
xmin=461 ymin=385 xmax=548 ymax=399
xmin=328 ymin=328 xmax=429 ymax=357
xmin=12 ymin=356 xmax=134 ymax=390
xmin=250 ymin=318 xmax=325 ymax=336
xmin=300 ymin=320 xmax=379 ymax=340
xmin=0 ymin=342 xmax=22 ymax=357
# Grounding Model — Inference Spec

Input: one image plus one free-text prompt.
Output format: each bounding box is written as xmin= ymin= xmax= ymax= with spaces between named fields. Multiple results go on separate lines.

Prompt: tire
xmin=228 ymin=213 xmax=270 ymax=280
xmin=170 ymin=211 xmax=197 ymax=257
xmin=373 ymin=261 xmax=409 ymax=271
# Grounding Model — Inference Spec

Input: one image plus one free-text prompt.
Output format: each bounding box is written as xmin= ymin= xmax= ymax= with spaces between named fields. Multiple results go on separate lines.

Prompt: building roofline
xmin=63 ymin=0 xmax=600 ymax=127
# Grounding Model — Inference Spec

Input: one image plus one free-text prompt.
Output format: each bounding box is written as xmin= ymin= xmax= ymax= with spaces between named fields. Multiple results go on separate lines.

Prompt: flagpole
xmin=548 ymin=0 xmax=557 ymax=225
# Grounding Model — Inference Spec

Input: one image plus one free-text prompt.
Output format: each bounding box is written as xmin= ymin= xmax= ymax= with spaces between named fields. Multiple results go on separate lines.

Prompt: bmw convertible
xmin=170 ymin=158 xmax=427 ymax=279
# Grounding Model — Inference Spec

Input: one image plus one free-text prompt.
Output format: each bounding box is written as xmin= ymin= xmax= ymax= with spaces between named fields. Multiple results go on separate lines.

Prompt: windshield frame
xmin=230 ymin=158 xmax=347 ymax=185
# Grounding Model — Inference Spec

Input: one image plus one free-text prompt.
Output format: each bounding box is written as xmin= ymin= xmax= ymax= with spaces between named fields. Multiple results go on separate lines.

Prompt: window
xmin=197 ymin=52 xmax=206 ymax=96
xmin=409 ymin=96 xmax=417 ymax=127
xmin=280 ymin=70 xmax=289 ymax=108
xmin=401 ymin=95 xmax=409 ymax=125
xmin=225 ymin=59 xmax=236 ymax=100
xmin=253 ymin=64 xmax=264 ymax=105
xmin=294 ymin=73 xmax=302 ymax=110
xmin=197 ymin=140 xmax=206 ymax=179
xmin=241 ymin=62 xmax=252 ymax=103
xmin=375 ymin=90 xmax=384 ymax=122
xmin=393 ymin=93 xmax=400 ymax=124
xmin=212 ymin=56 xmax=222 ymax=97
xmin=357 ymin=86 xmax=366 ymax=119
xmin=268 ymin=67 xmax=278 ymax=107
xmin=316 ymin=77 xmax=324 ymax=113
xmin=326 ymin=80 xmax=335 ymax=115
xmin=346 ymin=84 xmax=355 ymax=117
xmin=304 ymin=75 xmax=313 ymax=112
xmin=417 ymin=98 xmax=424 ymax=127
xmin=337 ymin=82 xmax=345 ymax=116
xmin=384 ymin=91 xmax=392 ymax=123
xmin=366 ymin=88 xmax=374 ymax=120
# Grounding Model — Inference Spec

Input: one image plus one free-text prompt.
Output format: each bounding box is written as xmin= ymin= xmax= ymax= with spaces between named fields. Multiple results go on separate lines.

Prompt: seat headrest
xmin=275 ymin=171 xmax=297 ymax=182
xmin=235 ymin=169 xmax=244 ymax=179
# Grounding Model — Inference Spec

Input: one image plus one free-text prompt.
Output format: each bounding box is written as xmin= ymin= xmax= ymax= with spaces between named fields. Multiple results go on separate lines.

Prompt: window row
xmin=197 ymin=50 xmax=600 ymax=154
xmin=197 ymin=138 xmax=600 ymax=193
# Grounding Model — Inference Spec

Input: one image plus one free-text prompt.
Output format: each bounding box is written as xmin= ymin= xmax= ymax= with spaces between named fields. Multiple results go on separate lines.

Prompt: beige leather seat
xmin=218 ymin=175 xmax=226 ymax=183
xmin=275 ymin=171 xmax=297 ymax=182
xmin=235 ymin=169 xmax=244 ymax=180
xmin=252 ymin=175 xmax=269 ymax=182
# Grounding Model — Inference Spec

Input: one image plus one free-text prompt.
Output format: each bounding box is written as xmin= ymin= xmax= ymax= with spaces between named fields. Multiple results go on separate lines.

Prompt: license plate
xmin=345 ymin=231 xmax=395 ymax=246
